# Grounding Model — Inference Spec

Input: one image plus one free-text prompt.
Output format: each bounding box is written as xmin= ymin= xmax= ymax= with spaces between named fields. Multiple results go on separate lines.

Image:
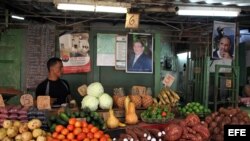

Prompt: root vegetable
xmin=2 ymin=120 xmax=13 ymax=129
xmin=185 ymin=114 xmax=200 ymax=127
xmin=36 ymin=136 xmax=46 ymax=141
xmin=19 ymin=123 xmax=29 ymax=133
xmin=32 ymin=128 xmax=43 ymax=138
xmin=164 ymin=123 xmax=183 ymax=141
xmin=0 ymin=128 xmax=7 ymax=140
xmin=28 ymin=119 xmax=42 ymax=130
xmin=21 ymin=131 xmax=33 ymax=141
xmin=125 ymin=128 xmax=138 ymax=141
xmin=7 ymin=127 xmax=18 ymax=138
xmin=192 ymin=124 xmax=210 ymax=140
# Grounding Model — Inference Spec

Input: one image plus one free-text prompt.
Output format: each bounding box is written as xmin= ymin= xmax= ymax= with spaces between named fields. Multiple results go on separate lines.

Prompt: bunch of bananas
xmin=153 ymin=87 xmax=180 ymax=107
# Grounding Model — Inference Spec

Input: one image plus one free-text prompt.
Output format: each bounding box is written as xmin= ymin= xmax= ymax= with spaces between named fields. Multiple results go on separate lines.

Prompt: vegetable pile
xmin=48 ymin=118 xmax=111 ymax=141
xmin=0 ymin=119 xmax=48 ymax=141
xmin=27 ymin=107 xmax=49 ymax=131
xmin=205 ymin=107 xmax=250 ymax=141
xmin=141 ymin=105 xmax=174 ymax=123
xmin=81 ymin=82 xmax=113 ymax=111
xmin=0 ymin=106 xmax=29 ymax=126
xmin=179 ymin=102 xmax=211 ymax=117
xmin=49 ymin=107 xmax=105 ymax=132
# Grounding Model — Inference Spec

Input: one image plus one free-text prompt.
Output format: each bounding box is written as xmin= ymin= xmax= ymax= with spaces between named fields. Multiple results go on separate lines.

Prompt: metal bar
xmin=214 ymin=65 xmax=219 ymax=111
xmin=145 ymin=15 xmax=181 ymax=31
xmin=5 ymin=9 xmax=8 ymax=28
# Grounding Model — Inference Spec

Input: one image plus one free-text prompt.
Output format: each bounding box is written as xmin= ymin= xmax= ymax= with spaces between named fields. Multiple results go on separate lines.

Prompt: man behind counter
xmin=36 ymin=57 xmax=70 ymax=105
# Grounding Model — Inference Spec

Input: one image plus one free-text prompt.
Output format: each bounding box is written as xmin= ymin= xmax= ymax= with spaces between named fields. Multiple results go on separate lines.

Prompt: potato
xmin=21 ymin=131 xmax=33 ymax=141
xmin=13 ymin=120 xmax=22 ymax=128
xmin=2 ymin=136 xmax=13 ymax=141
xmin=7 ymin=126 xmax=18 ymax=138
xmin=28 ymin=119 xmax=42 ymax=130
xmin=15 ymin=134 xmax=22 ymax=140
xmin=32 ymin=129 xmax=43 ymax=138
xmin=0 ymin=128 xmax=7 ymax=140
xmin=19 ymin=123 xmax=29 ymax=133
xmin=2 ymin=120 xmax=13 ymax=129
xmin=36 ymin=136 xmax=46 ymax=141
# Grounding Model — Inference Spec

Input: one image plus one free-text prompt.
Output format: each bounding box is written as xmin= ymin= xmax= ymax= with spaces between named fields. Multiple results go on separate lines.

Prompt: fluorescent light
xmin=237 ymin=3 xmax=250 ymax=6
xmin=11 ymin=15 xmax=25 ymax=20
xmin=57 ymin=3 xmax=95 ymax=11
xmin=177 ymin=6 xmax=241 ymax=17
xmin=96 ymin=6 xmax=127 ymax=13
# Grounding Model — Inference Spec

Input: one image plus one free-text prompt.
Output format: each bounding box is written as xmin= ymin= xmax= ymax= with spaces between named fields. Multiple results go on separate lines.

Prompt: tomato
xmin=99 ymin=136 xmax=107 ymax=141
xmin=52 ymin=132 xmax=59 ymax=139
xmin=62 ymin=139 xmax=69 ymax=141
xmin=73 ymin=127 xmax=82 ymax=135
xmin=67 ymin=124 xmax=74 ymax=131
xmin=74 ymin=120 xmax=82 ymax=128
xmin=90 ymin=138 xmax=98 ymax=141
xmin=55 ymin=125 xmax=64 ymax=133
xmin=69 ymin=118 xmax=77 ymax=125
xmin=90 ymin=127 xmax=98 ymax=133
xmin=61 ymin=128 xmax=69 ymax=135
xmin=82 ymin=127 xmax=89 ymax=133
xmin=98 ymin=131 xmax=104 ymax=136
xmin=77 ymin=132 xmax=86 ymax=140
xmin=87 ymin=132 xmax=94 ymax=139
xmin=104 ymin=134 xmax=110 ymax=139
xmin=57 ymin=134 xmax=65 ymax=140
xmin=93 ymin=132 xmax=101 ymax=139
xmin=81 ymin=121 xmax=88 ymax=128
xmin=47 ymin=136 xmax=54 ymax=141
xmin=67 ymin=132 xmax=75 ymax=140
xmin=84 ymin=138 xmax=90 ymax=141
xmin=87 ymin=124 xmax=94 ymax=129
xmin=161 ymin=111 xmax=167 ymax=117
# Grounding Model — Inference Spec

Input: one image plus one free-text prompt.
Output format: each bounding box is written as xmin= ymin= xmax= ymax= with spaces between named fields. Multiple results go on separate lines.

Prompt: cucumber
xmin=56 ymin=118 xmax=67 ymax=126
xmin=60 ymin=113 xmax=69 ymax=122
xmin=50 ymin=123 xmax=56 ymax=132
xmin=50 ymin=115 xmax=56 ymax=122
xmin=73 ymin=112 xmax=80 ymax=118
xmin=65 ymin=107 xmax=71 ymax=117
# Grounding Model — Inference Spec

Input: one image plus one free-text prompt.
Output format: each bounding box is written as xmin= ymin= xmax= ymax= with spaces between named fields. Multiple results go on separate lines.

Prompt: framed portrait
xmin=212 ymin=21 xmax=236 ymax=60
xmin=126 ymin=33 xmax=153 ymax=73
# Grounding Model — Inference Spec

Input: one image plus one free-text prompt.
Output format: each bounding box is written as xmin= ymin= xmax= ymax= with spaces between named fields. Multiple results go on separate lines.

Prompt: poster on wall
xmin=126 ymin=33 xmax=153 ymax=73
xmin=59 ymin=33 xmax=91 ymax=74
xmin=97 ymin=34 xmax=116 ymax=66
xmin=115 ymin=35 xmax=127 ymax=70
xmin=212 ymin=21 xmax=236 ymax=60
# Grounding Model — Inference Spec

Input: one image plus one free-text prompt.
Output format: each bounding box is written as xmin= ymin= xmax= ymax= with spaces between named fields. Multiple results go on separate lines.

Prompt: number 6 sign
xmin=125 ymin=13 xmax=140 ymax=29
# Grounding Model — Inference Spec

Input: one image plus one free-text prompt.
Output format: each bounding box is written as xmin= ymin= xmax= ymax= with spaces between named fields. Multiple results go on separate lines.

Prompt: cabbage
xmin=87 ymin=82 xmax=104 ymax=98
xmin=99 ymin=93 xmax=113 ymax=110
xmin=81 ymin=95 xmax=99 ymax=111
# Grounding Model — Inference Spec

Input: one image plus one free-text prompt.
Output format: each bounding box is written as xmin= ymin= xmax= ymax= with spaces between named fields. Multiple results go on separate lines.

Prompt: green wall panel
xmin=0 ymin=29 xmax=24 ymax=90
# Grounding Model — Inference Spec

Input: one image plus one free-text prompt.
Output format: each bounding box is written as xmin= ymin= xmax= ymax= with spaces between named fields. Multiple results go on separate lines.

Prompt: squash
xmin=125 ymin=102 xmax=138 ymax=125
xmin=124 ymin=96 xmax=130 ymax=114
xmin=106 ymin=108 xmax=126 ymax=128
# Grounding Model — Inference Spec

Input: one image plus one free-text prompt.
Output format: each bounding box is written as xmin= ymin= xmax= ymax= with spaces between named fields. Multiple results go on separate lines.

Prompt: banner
xmin=59 ymin=33 xmax=91 ymax=74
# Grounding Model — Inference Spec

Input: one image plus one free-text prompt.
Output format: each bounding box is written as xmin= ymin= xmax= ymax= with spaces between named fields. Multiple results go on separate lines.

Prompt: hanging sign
xmin=163 ymin=74 xmax=175 ymax=87
xmin=37 ymin=96 xmax=51 ymax=110
xmin=20 ymin=94 xmax=34 ymax=107
xmin=0 ymin=94 xmax=5 ymax=107
xmin=125 ymin=13 xmax=140 ymax=29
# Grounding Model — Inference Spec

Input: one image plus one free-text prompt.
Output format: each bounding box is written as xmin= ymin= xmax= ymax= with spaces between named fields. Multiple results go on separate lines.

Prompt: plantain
xmin=153 ymin=98 xmax=158 ymax=104
xmin=169 ymin=89 xmax=180 ymax=100
xmin=161 ymin=90 xmax=170 ymax=104
xmin=158 ymin=94 xmax=166 ymax=105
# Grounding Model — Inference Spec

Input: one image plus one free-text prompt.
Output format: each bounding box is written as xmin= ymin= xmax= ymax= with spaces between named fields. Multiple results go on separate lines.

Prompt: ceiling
xmin=0 ymin=0 xmax=250 ymax=48
xmin=1 ymin=0 xmax=250 ymax=27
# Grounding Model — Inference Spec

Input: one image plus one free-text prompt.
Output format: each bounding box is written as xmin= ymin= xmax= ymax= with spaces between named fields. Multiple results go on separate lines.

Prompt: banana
xmin=153 ymin=98 xmax=158 ymax=104
xmin=161 ymin=90 xmax=170 ymax=104
xmin=169 ymin=89 xmax=180 ymax=100
xmin=158 ymin=94 xmax=166 ymax=105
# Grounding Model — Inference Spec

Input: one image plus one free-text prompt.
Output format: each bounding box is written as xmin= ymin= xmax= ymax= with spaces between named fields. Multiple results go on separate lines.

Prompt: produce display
xmin=48 ymin=118 xmax=111 ymax=141
xmin=49 ymin=107 xmax=106 ymax=132
xmin=81 ymin=82 xmax=113 ymax=111
xmin=205 ymin=107 xmax=250 ymax=141
xmin=0 ymin=106 xmax=29 ymax=125
xmin=179 ymin=102 xmax=211 ymax=117
xmin=141 ymin=105 xmax=174 ymax=123
xmin=116 ymin=114 xmax=210 ymax=141
xmin=27 ymin=107 xmax=49 ymax=131
xmin=153 ymin=87 xmax=180 ymax=107
xmin=0 ymin=119 xmax=48 ymax=141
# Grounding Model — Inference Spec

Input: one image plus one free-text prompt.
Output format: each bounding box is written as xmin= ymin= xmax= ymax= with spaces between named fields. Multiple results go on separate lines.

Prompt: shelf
xmin=208 ymin=101 xmax=237 ymax=105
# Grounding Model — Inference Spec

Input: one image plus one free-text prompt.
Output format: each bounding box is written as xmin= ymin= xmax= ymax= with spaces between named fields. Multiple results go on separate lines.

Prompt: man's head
xmin=47 ymin=57 xmax=63 ymax=78
xmin=133 ymin=40 xmax=144 ymax=56
xmin=218 ymin=36 xmax=231 ymax=54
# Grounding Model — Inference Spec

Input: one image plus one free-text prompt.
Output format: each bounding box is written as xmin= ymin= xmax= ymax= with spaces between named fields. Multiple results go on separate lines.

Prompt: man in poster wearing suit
xmin=127 ymin=40 xmax=152 ymax=72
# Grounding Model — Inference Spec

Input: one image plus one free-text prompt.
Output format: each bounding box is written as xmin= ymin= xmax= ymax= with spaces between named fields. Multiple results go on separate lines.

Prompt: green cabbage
xmin=87 ymin=82 xmax=104 ymax=98
xmin=81 ymin=95 xmax=99 ymax=111
xmin=99 ymin=93 xmax=113 ymax=110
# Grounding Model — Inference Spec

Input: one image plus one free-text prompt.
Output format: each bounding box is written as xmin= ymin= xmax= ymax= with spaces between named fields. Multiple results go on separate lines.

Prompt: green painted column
xmin=154 ymin=33 xmax=161 ymax=96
